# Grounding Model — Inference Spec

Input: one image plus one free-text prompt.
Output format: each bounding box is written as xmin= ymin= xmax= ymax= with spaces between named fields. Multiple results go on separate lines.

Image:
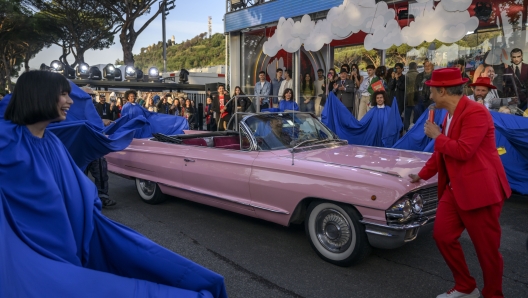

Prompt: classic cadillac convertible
xmin=106 ymin=112 xmax=438 ymax=266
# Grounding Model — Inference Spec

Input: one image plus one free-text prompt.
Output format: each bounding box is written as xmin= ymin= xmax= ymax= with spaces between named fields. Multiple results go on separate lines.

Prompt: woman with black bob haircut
xmin=4 ymin=71 xmax=72 ymax=128
xmin=0 ymin=71 xmax=227 ymax=296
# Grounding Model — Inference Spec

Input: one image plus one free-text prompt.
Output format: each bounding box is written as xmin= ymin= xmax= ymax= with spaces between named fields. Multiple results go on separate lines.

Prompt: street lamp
xmin=76 ymin=63 xmax=90 ymax=79
xmin=160 ymin=0 xmax=176 ymax=73
xmin=103 ymin=63 xmax=116 ymax=80
xmin=114 ymin=68 xmax=122 ymax=81
xmin=148 ymin=67 xmax=160 ymax=82
xmin=89 ymin=66 xmax=102 ymax=80
xmin=50 ymin=60 xmax=64 ymax=75
xmin=125 ymin=66 xmax=137 ymax=81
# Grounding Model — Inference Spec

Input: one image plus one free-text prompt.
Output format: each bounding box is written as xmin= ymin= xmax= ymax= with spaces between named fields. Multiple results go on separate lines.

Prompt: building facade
xmin=224 ymin=0 xmax=528 ymax=108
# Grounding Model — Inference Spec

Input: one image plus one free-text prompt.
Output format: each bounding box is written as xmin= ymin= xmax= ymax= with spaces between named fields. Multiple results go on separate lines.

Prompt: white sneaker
xmin=436 ymin=288 xmax=480 ymax=298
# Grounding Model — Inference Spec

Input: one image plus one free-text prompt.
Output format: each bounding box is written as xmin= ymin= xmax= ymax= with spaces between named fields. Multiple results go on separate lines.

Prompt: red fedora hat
xmin=425 ymin=67 xmax=469 ymax=87
xmin=469 ymin=77 xmax=497 ymax=89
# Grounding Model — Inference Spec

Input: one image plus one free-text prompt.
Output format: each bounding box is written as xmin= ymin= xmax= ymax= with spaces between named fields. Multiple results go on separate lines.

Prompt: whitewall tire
xmin=305 ymin=201 xmax=371 ymax=266
xmin=135 ymin=178 xmax=166 ymax=205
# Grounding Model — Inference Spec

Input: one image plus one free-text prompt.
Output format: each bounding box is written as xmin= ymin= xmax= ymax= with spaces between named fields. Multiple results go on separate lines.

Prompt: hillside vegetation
xmin=132 ymin=32 xmax=226 ymax=72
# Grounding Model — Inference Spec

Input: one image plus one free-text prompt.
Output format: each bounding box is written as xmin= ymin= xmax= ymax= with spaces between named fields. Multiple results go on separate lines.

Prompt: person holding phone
xmin=350 ymin=64 xmax=364 ymax=89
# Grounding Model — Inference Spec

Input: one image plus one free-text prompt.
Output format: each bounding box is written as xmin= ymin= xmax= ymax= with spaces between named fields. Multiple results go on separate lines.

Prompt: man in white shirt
xmin=278 ymin=69 xmax=293 ymax=101
xmin=468 ymin=77 xmax=497 ymax=109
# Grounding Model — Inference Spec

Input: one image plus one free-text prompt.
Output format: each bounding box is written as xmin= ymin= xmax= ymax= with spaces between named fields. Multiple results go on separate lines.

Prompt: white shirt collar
xmin=377 ymin=104 xmax=385 ymax=108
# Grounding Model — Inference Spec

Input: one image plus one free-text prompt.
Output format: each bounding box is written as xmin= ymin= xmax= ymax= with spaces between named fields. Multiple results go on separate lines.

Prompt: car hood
xmin=291 ymin=144 xmax=432 ymax=179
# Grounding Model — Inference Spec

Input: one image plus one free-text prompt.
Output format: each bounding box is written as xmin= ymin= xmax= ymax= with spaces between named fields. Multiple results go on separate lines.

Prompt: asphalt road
xmin=102 ymin=173 xmax=528 ymax=298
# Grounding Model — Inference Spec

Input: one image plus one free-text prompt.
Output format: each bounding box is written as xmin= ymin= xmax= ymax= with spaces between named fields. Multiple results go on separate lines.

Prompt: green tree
xmin=31 ymin=0 xmax=119 ymax=67
xmin=96 ymin=0 xmax=173 ymax=66
xmin=134 ymin=32 xmax=226 ymax=73
xmin=0 ymin=0 xmax=31 ymax=90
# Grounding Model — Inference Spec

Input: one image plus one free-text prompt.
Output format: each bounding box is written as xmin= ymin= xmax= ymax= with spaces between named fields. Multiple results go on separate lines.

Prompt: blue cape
xmin=491 ymin=112 xmax=528 ymax=194
xmin=0 ymin=83 xmax=138 ymax=171
xmin=0 ymin=119 xmax=227 ymax=297
xmin=0 ymin=82 xmax=188 ymax=170
xmin=392 ymin=106 xmax=447 ymax=152
xmin=321 ymin=93 xmax=528 ymax=195
xmin=119 ymin=102 xmax=189 ymax=138
xmin=322 ymin=92 xmax=403 ymax=147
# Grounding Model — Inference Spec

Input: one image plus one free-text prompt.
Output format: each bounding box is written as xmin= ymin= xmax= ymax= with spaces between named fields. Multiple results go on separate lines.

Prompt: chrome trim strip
xmin=306 ymin=159 xmax=402 ymax=178
xmin=359 ymin=216 xmax=435 ymax=231
xmin=365 ymin=229 xmax=395 ymax=237
xmin=158 ymin=183 xmax=289 ymax=215
xmin=251 ymin=204 xmax=290 ymax=214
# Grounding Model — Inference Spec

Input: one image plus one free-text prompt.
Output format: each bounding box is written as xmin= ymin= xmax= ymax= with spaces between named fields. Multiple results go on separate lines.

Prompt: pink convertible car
xmin=106 ymin=112 xmax=438 ymax=266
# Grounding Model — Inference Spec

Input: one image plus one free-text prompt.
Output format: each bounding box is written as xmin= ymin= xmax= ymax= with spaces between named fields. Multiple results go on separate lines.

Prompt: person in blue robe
xmin=278 ymin=88 xmax=299 ymax=112
xmin=0 ymin=71 xmax=227 ymax=297
xmin=322 ymin=90 xmax=402 ymax=147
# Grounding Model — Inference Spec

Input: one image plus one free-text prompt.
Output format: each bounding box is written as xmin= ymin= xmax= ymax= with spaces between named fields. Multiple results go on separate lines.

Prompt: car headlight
xmin=386 ymin=197 xmax=412 ymax=223
xmin=412 ymin=193 xmax=423 ymax=213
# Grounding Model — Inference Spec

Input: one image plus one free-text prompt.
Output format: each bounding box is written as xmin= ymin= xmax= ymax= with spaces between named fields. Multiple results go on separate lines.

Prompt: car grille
xmin=418 ymin=186 xmax=438 ymax=216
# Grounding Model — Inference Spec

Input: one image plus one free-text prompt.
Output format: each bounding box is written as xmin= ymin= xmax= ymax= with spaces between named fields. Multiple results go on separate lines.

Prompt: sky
xmin=31 ymin=1 xmax=226 ymax=70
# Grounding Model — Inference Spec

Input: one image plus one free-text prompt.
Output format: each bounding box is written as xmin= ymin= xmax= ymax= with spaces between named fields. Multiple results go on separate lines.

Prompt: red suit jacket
xmin=418 ymin=96 xmax=511 ymax=210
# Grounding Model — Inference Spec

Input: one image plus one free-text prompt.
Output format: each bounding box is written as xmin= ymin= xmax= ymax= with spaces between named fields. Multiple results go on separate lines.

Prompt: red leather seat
xmin=182 ymin=138 xmax=207 ymax=146
xmin=213 ymin=136 xmax=240 ymax=150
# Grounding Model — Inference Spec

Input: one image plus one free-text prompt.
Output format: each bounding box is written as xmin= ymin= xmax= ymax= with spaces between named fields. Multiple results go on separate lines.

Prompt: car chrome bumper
xmin=359 ymin=216 xmax=435 ymax=249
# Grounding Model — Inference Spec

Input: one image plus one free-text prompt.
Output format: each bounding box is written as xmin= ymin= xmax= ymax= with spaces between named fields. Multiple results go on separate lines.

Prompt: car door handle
xmin=184 ymin=158 xmax=195 ymax=162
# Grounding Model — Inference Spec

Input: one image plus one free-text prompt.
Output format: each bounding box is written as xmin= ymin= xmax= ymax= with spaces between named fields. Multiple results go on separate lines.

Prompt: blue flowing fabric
xmin=491 ymin=113 xmax=528 ymax=194
xmin=0 ymin=119 xmax=227 ymax=297
xmin=278 ymin=100 xmax=299 ymax=111
xmin=0 ymin=82 xmax=189 ymax=170
xmin=320 ymin=93 xmax=528 ymax=194
xmin=392 ymin=107 xmax=447 ymax=152
xmin=119 ymin=102 xmax=189 ymax=138
xmin=0 ymin=83 xmax=137 ymax=171
xmin=321 ymin=92 xmax=403 ymax=147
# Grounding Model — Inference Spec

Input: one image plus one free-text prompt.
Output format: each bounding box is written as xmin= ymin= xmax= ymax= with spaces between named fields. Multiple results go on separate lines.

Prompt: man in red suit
xmin=409 ymin=68 xmax=511 ymax=298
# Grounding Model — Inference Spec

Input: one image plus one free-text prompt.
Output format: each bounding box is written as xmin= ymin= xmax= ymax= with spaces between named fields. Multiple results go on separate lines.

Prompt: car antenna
xmin=291 ymin=108 xmax=295 ymax=166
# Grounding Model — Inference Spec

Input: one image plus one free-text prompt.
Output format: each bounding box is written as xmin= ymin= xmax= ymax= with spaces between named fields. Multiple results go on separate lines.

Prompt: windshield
xmin=244 ymin=113 xmax=337 ymax=150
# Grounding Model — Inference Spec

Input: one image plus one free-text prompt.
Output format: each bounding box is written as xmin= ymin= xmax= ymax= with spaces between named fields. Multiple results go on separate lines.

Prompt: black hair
xmin=366 ymin=64 xmax=376 ymax=70
xmin=233 ymin=86 xmax=245 ymax=96
xmin=511 ymin=48 xmax=523 ymax=56
xmin=4 ymin=71 xmax=71 ymax=125
xmin=375 ymin=66 xmax=386 ymax=78
xmin=317 ymin=68 xmax=324 ymax=73
xmin=284 ymin=69 xmax=291 ymax=77
xmin=217 ymin=84 xmax=225 ymax=90
xmin=456 ymin=58 xmax=465 ymax=66
xmin=371 ymin=90 xmax=388 ymax=106
xmin=282 ymin=88 xmax=294 ymax=100
xmin=395 ymin=63 xmax=404 ymax=69
xmin=350 ymin=64 xmax=359 ymax=71
xmin=409 ymin=62 xmax=418 ymax=70
xmin=385 ymin=68 xmax=394 ymax=82
xmin=124 ymin=90 xmax=137 ymax=100
xmin=301 ymin=73 xmax=314 ymax=91
xmin=259 ymin=70 xmax=266 ymax=75
xmin=276 ymin=68 xmax=283 ymax=72
xmin=341 ymin=64 xmax=350 ymax=72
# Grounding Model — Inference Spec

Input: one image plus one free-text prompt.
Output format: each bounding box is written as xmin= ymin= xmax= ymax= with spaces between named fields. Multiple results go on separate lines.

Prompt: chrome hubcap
xmin=138 ymin=179 xmax=155 ymax=196
xmin=315 ymin=208 xmax=352 ymax=253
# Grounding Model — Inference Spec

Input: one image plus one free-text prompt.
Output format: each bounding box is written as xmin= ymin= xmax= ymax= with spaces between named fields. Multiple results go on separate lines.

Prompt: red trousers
xmin=433 ymin=186 xmax=504 ymax=298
